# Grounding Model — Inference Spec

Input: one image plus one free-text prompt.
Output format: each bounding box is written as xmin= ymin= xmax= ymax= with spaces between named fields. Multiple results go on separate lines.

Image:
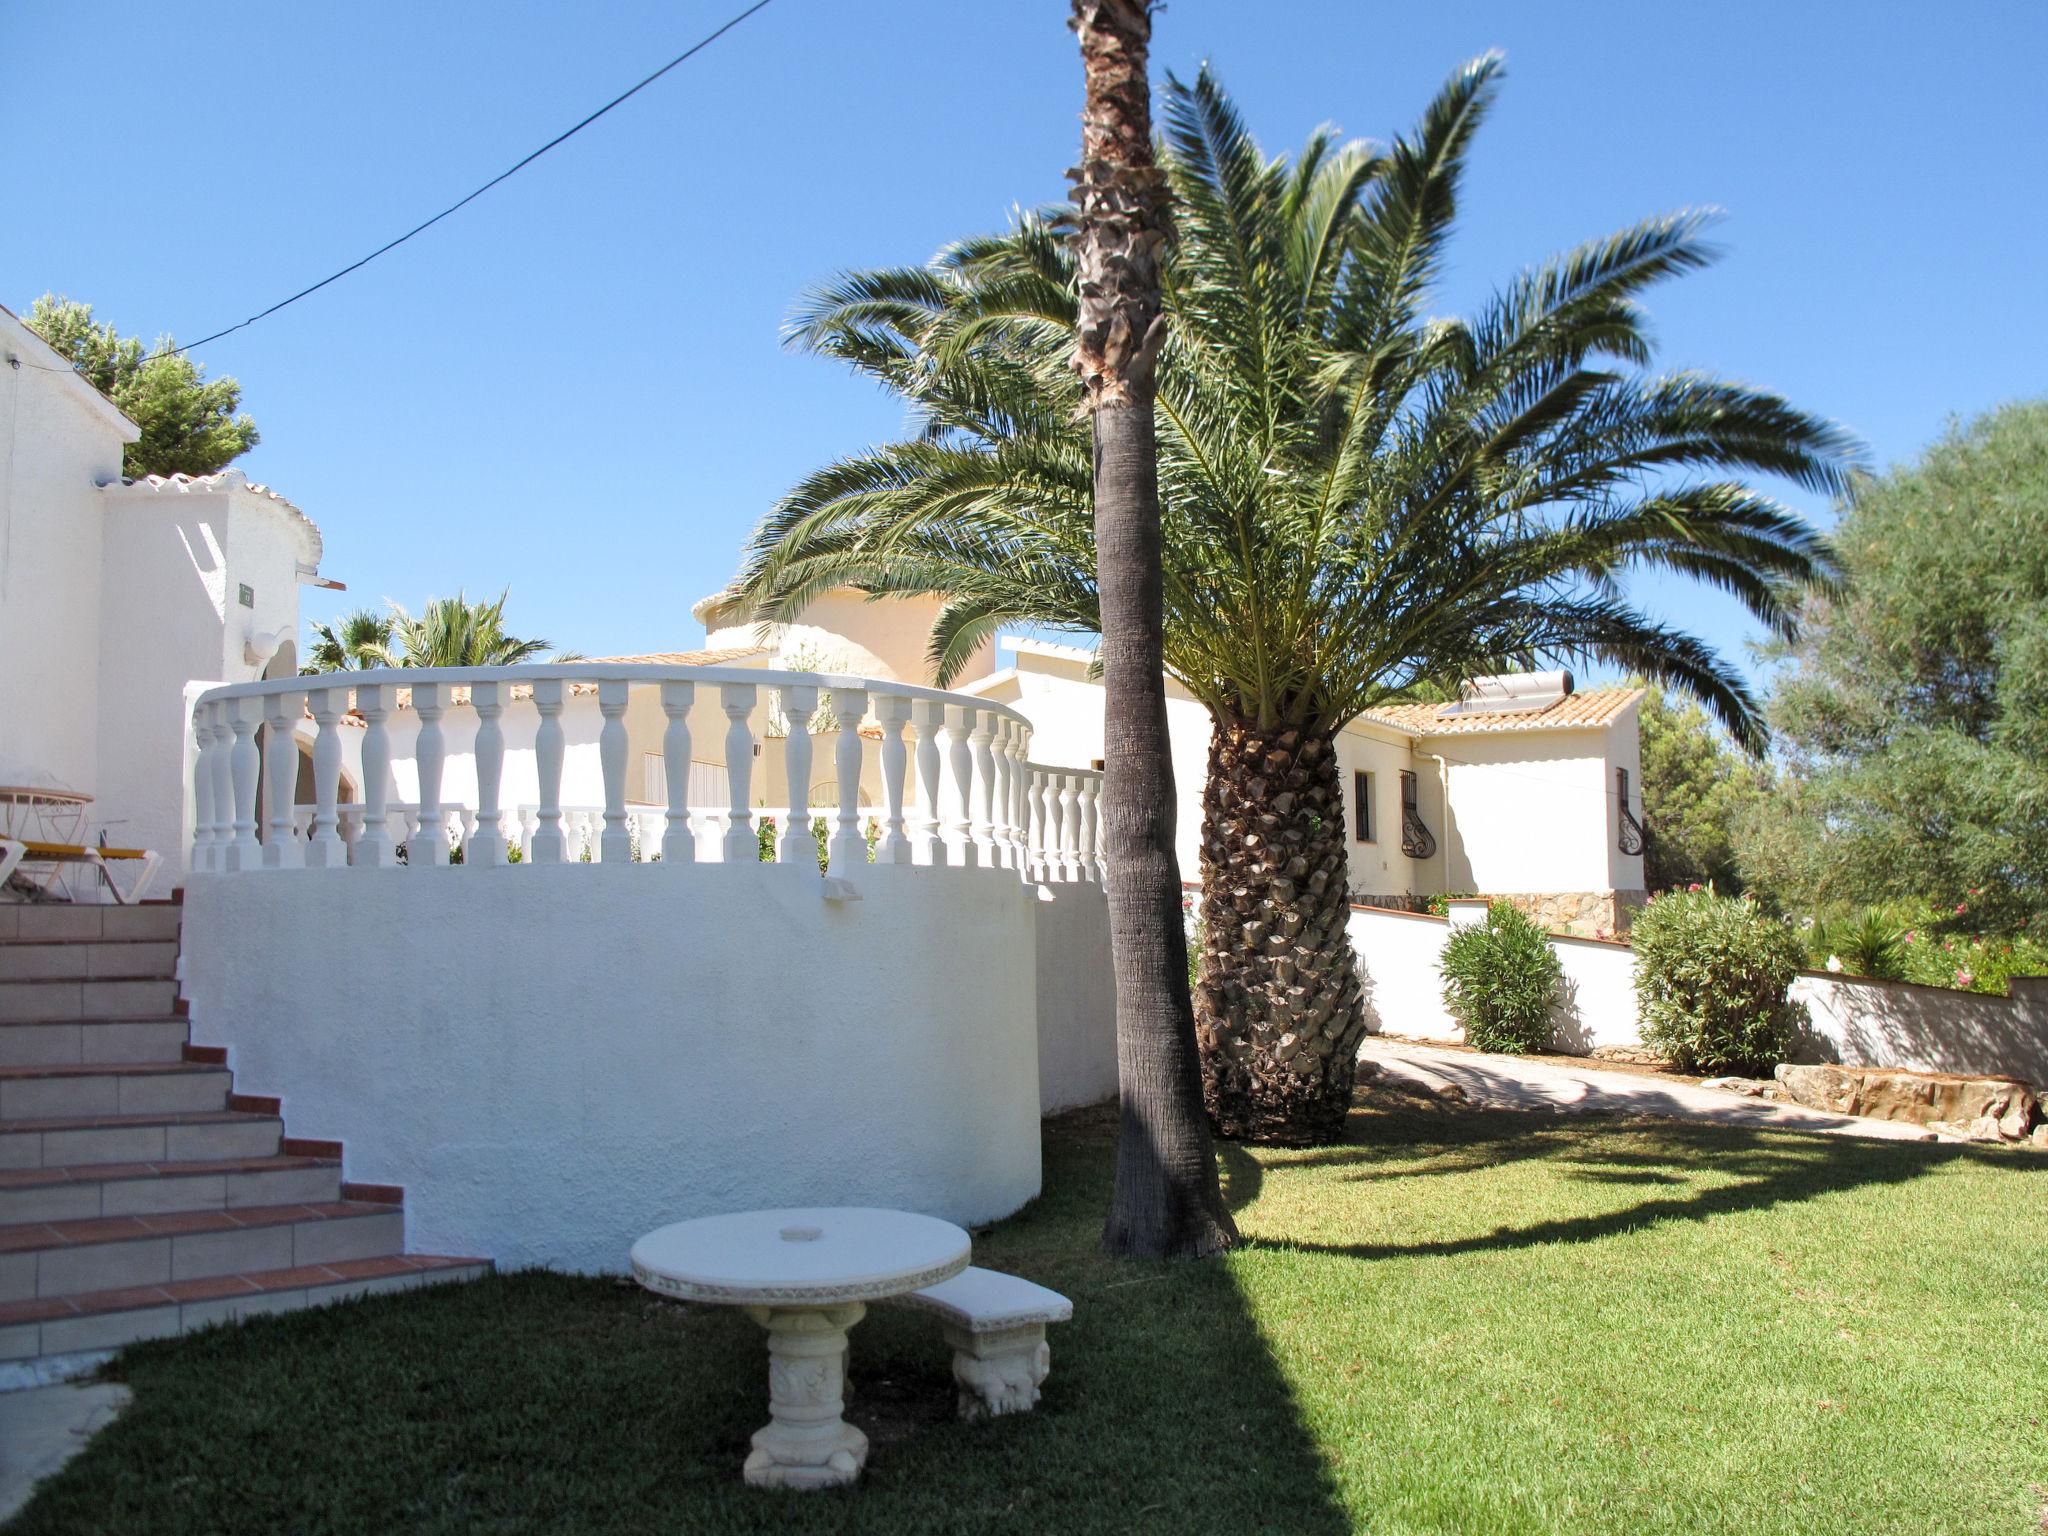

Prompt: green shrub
xmin=1632 ymin=887 xmax=1805 ymax=1073
xmin=1438 ymin=901 xmax=1564 ymax=1054
xmin=1807 ymin=907 xmax=1907 ymax=980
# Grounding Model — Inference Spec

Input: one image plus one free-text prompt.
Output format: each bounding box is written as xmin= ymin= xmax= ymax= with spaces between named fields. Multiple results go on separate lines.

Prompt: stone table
xmin=630 ymin=1206 xmax=971 ymax=1489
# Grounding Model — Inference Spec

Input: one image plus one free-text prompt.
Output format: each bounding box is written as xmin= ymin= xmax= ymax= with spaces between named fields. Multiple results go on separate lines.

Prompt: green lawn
xmin=12 ymin=1097 xmax=2047 ymax=1535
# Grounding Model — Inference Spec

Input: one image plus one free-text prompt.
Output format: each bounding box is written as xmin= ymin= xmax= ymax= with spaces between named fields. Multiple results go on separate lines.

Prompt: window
xmin=1399 ymin=769 xmax=1437 ymax=860
xmin=1353 ymin=770 xmax=1375 ymax=842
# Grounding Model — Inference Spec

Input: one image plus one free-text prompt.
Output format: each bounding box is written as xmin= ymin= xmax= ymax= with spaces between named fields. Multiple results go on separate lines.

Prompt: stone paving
xmin=1359 ymin=1038 xmax=1944 ymax=1142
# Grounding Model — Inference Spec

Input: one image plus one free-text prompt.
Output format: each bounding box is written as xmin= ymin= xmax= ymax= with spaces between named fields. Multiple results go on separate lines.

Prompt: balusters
xmin=469 ymin=681 xmax=507 ymax=866
xmin=305 ymin=687 xmax=347 ymax=868
xmin=777 ymin=683 xmax=818 ymax=865
xmin=598 ymin=679 xmax=631 ymax=864
xmin=1023 ymin=767 xmax=1044 ymax=881
xmin=991 ymin=720 xmax=1017 ymax=870
xmin=1077 ymin=773 xmax=1100 ymax=883
xmin=408 ymin=683 xmax=449 ymax=866
xmin=190 ymin=702 xmax=218 ymax=871
xmin=352 ymin=684 xmax=397 ymax=867
xmin=874 ymin=695 xmax=911 ymax=864
xmin=968 ymin=713 xmax=997 ymax=866
xmin=828 ymin=686 xmax=868 ymax=875
xmin=946 ymin=704 xmax=977 ymax=867
xmin=660 ymin=680 xmax=695 ymax=865
xmin=910 ymin=698 xmax=945 ymax=867
xmin=260 ymin=689 xmax=304 ymax=868
xmin=720 ymin=682 xmax=759 ymax=862
xmin=530 ymin=677 xmax=567 ymax=863
xmin=1012 ymin=731 xmax=1034 ymax=876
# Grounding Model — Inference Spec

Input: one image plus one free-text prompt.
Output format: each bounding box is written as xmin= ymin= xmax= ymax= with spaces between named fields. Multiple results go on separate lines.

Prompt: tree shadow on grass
xmin=1217 ymin=1089 xmax=1998 ymax=1265
xmin=10 ymin=1108 xmax=1354 ymax=1536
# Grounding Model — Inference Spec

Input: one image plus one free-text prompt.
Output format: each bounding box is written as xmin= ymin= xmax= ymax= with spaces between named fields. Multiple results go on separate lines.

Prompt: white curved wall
xmin=181 ymin=863 xmax=1051 ymax=1273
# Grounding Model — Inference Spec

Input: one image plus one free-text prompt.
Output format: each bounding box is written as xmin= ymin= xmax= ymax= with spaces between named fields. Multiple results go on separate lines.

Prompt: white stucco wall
xmin=1033 ymin=879 xmax=1117 ymax=1112
xmin=0 ymin=309 xmax=135 ymax=795
xmin=703 ymin=590 xmax=993 ymax=687
xmin=1791 ymin=973 xmax=2046 ymax=1086
xmin=1332 ymin=726 xmax=1443 ymax=898
xmin=1422 ymin=726 xmax=1620 ymax=896
xmin=181 ymin=863 xmax=1062 ymax=1273
xmin=1348 ymin=903 xmax=1640 ymax=1052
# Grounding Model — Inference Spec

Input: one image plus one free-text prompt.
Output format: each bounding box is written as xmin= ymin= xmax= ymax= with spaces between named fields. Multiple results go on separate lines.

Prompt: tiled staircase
xmin=0 ymin=901 xmax=487 ymax=1379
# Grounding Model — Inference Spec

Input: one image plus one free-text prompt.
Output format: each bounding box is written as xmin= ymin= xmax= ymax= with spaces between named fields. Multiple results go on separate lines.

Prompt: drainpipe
xmin=1410 ymin=746 xmax=1452 ymax=896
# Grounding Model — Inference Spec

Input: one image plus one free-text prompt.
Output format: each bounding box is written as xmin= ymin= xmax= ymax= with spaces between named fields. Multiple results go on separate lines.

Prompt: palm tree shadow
xmin=1218 ymin=1094 xmax=1983 ymax=1263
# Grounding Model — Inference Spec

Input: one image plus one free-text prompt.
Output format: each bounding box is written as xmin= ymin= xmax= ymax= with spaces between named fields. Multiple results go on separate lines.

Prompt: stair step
xmin=0 ymin=1062 xmax=229 ymax=1120
xmin=0 ymin=906 xmax=182 ymax=943
xmin=0 ymin=1200 xmax=407 ymax=1301
xmin=0 ymin=940 xmax=180 ymax=982
xmin=0 ymin=977 xmax=180 ymax=1022
xmin=0 ymin=1018 xmax=189 ymax=1068
xmin=0 ymin=1253 xmax=489 ymax=1361
xmin=0 ymin=1154 xmax=340 ymax=1224
xmin=0 ymin=1109 xmax=281 ymax=1172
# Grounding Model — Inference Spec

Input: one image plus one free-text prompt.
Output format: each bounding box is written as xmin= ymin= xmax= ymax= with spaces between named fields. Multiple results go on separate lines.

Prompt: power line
xmin=160 ymin=0 xmax=779 ymax=358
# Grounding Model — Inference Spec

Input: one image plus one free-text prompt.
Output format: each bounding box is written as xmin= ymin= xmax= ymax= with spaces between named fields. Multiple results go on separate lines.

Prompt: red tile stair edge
xmin=0 ymin=1199 xmax=400 ymax=1254
xmin=227 ymin=1093 xmax=280 ymax=1114
xmin=341 ymin=1181 xmax=404 ymax=1205
xmin=0 ymin=1154 xmax=337 ymax=1189
xmin=181 ymin=1044 xmax=227 ymax=1065
xmin=0 ymin=1254 xmax=488 ymax=1325
xmin=281 ymin=1137 xmax=342 ymax=1159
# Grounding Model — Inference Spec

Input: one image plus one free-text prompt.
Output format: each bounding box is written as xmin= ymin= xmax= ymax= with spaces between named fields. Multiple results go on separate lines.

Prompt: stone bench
xmin=885 ymin=1266 xmax=1073 ymax=1419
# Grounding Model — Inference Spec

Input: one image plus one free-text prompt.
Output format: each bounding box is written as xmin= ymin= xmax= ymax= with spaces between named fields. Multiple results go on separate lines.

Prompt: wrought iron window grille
xmin=1399 ymin=770 xmax=1436 ymax=860
xmin=1616 ymin=766 xmax=1647 ymax=856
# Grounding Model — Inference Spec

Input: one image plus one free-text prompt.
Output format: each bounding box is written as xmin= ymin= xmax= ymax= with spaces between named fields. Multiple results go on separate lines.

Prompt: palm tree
xmin=388 ymin=590 xmax=556 ymax=668
xmin=1068 ymin=0 xmax=1237 ymax=1259
xmin=737 ymin=56 xmax=1854 ymax=1146
xmin=302 ymin=608 xmax=395 ymax=673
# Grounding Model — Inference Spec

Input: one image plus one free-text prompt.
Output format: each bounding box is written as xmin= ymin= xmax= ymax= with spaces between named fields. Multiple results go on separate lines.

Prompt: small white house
xmin=0 ymin=304 xmax=329 ymax=878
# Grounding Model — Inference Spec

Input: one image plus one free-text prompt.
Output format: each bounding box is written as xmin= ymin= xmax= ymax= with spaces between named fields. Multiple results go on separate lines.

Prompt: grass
xmin=11 ymin=1095 xmax=2047 ymax=1535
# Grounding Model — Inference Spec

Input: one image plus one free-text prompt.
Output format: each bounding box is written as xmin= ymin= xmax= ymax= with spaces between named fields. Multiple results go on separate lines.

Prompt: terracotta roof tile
xmin=1360 ymin=687 xmax=1643 ymax=737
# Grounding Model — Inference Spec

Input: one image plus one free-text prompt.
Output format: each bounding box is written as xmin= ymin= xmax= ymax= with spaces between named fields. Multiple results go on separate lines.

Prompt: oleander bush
xmin=1632 ymin=886 xmax=1804 ymax=1072
xmin=1438 ymin=900 xmax=1564 ymax=1054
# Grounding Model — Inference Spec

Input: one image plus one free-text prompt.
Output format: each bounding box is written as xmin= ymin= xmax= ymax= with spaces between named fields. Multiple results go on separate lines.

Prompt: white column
xmin=660 ymin=680 xmax=695 ymax=865
xmin=945 ymin=704 xmax=977 ymax=868
xmin=1025 ymin=768 xmax=1046 ymax=881
xmin=352 ymin=684 xmax=398 ymax=867
xmin=1009 ymin=730 xmax=1033 ymax=877
xmin=721 ymin=682 xmax=759 ymax=863
xmin=778 ymin=684 xmax=818 ymax=865
xmin=598 ymin=678 xmax=631 ymax=864
xmin=828 ymin=686 xmax=868 ymax=875
xmin=190 ymin=702 xmax=218 ymax=872
xmin=469 ymin=681 xmax=507 ymax=867
xmin=260 ymin=689 xmax=305 ymax=868
xmin=304 ymin=687 xmax=347 ymax=869
xmin=873 ymin=693 xmax=912 ymax=865
xmin=223 ymin=694 xmax=262 ymax=871
xmin=409 ymin=682 xmax=449 ymax=866
xmin=910 ymin=698 xmax=945 ymax=867
xmin=530 ymin=677 xmax=567 ymax=864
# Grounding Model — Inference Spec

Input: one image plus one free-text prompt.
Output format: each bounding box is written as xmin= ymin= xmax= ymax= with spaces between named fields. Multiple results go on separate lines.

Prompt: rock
xmin=1772 ymin=1063 xmax=2038 ymax=1136
xmin=1702 ymin=1076 xmax=1772 ymax=1097
xmin=1592 ymin=1045 xmax=1674 ymax=1069
xmin=2030 ymin=1124 xmax=2048 ymax=1150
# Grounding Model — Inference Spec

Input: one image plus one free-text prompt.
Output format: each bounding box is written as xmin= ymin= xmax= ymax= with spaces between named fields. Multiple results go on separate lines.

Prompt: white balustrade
xmin=189 ymin=663 xmax=1099 ymax=887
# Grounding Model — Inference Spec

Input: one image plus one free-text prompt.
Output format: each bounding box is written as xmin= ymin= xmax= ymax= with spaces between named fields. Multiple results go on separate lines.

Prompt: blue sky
xmin=7 ymin=1 xmax=2045 ymax=683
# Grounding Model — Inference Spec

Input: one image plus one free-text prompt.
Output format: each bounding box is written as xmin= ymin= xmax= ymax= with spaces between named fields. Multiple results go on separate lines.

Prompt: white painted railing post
xmin=828 ymin=686 xmax=868 ymax=875
xmin=1078 ymin=774 xmax=1101 ymax=884
xmin=190 ymin=702 xmax=218 ymax=872
xmin=530 ymin=677 xmax=567 ymax=864
xmin=910 ymin=698 xmax=945 ymax=867
xmin=207 ymin=700 xmax=235 ymax=873
xmin=223 ymin=694 xmax=263 ymax=871
xmin=468 ymin=681 xmax=507 ymax=867
xmin=1058 ymin=773 xmax=1081 ymax=882
xmin=778 ymin=684 xmax=818 ymax=865
xmin=660 ymin=680 xmax=695 ymax=865
xmin=968 ymin=712 xmax=997 ymax=867
xmin=1012 ymin=732 xmax=1034 ymax=877
xmin=304 ymin=687 xmax=347 ymax=868
xmin=873 ymin=694 xmax=912 ymax=865
xmin=720 ymin=683 xmax=759 ymax=863
xmin=352 ymin=684 xmax=398 ymax=867
xmin=598 ymin=678 xmax=631 ymax=864
xmin=409 ymin=682 xmax=449 ymax=866
xmin=990 ymin=720 xmax=1017 ymax=871
xmin=946 ymin=704 xmax=977 ymax=868
xmin=260 ymin=689 xmax=305 ymax=868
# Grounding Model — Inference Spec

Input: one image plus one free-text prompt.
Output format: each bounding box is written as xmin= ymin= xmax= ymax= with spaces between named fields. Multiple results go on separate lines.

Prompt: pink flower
xmin=1956 ymin=970 xmax=1974 ymax=987
xmin=1903 ymin=931 xmax=1916 ymax=943
xmin=1955 ymin=902 xmax=1968 ymax=914
xmin=1687 ymin=882 xmax=1702 ymax=892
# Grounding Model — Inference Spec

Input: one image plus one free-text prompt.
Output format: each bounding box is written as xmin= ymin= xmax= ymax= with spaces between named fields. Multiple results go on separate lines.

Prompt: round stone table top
xmin=630 ymin=1206 xmax=971 ymax=1306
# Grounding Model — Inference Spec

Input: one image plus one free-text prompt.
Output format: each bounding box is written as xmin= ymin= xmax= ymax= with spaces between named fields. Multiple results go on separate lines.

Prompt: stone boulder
xmin=1772 ymin=1063 xmax=2038 ymax=1139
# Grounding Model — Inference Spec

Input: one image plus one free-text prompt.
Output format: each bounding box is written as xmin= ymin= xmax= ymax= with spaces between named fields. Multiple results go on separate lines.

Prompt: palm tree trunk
xmin=1195 ymin=718 xmax=1366 ymax=1144
xmin=1071 ymin=0 xmax=1235 ymax=1260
